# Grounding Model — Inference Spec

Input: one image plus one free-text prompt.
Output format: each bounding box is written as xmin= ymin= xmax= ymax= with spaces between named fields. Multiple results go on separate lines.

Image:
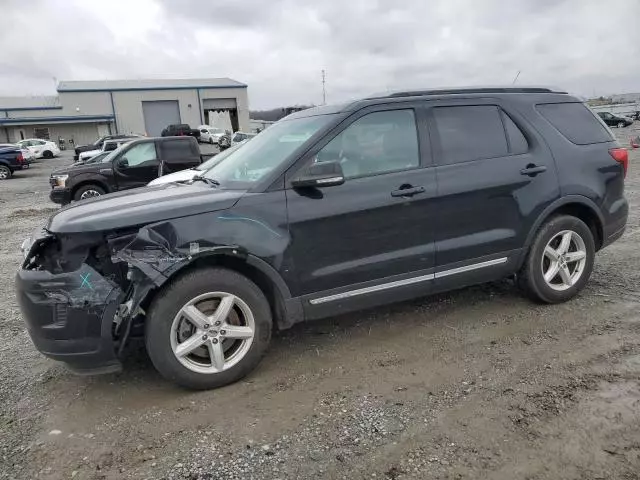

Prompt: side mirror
xmin=119 ymin=158 xmax=129 ymax=168
xmin=291 ymin=160 xmax=345 ymax=188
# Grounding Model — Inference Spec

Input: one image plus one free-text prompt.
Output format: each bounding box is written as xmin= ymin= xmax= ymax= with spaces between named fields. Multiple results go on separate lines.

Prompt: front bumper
xmin=49 ymin=187 xmax=72 ymax=204
xmin=16 ymin=261 xmax=125 ymax=374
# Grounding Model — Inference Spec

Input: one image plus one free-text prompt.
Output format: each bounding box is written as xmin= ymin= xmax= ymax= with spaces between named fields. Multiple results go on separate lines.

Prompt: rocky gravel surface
xmin=1 ymin=127 xmax=640 ymax=479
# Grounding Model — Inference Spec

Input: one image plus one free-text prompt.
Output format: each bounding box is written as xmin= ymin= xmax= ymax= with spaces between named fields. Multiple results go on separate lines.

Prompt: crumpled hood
xmin=47 ymin=183 xmax=246 ymax=233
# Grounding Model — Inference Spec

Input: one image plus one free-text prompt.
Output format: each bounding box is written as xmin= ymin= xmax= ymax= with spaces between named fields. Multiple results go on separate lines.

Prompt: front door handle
xmin=520 ymin=164 xmax=547 ymax=176
xmin=391 ymin=185 xmax=425 ymax=197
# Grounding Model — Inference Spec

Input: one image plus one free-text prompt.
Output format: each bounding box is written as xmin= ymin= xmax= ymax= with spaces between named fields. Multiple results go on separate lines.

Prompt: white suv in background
xmin=197 ymin=125 xmax=226 ymax=144
xmin=17 ymin=139 xmax=60 ymax=159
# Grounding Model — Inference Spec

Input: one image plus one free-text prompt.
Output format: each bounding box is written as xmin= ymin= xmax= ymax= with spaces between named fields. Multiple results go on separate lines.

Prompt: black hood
xmin=52 ymin=160 xmax=105 ymax=176
xmin=47 ymin=183 xmax=246 ymax=234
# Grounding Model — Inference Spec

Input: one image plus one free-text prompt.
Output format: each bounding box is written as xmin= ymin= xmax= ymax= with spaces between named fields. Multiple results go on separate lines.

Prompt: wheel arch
xmin=71 ymin=179 xmax=110 ymax=198
xmin=141 ymin=253 xmax=301 ymax=331
xmin=522 ymin=196 xmax=604 ymax=265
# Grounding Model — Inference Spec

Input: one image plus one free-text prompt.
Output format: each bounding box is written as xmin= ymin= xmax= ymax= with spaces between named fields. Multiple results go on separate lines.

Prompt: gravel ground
xmin=1 ymin=128 xmax=640 ymax=480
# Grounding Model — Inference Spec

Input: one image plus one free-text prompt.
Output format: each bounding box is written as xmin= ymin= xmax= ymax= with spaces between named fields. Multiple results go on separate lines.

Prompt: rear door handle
xmin=520 ymin=164 xmax=547 ymax=176
xmin=391 ymin=186 xmax=425 ymax=197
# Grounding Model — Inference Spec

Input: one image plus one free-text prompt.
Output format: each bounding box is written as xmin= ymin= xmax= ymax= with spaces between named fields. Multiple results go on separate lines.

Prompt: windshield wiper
xmin=190 ymin=175 xmax=220 ymax=187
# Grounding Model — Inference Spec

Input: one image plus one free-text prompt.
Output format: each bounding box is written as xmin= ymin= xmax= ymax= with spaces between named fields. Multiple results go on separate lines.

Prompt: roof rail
xmin=367 ymin=86 xmax=568 ymax=99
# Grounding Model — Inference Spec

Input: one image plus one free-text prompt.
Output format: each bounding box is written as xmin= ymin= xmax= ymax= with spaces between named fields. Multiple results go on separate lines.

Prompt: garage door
xmin=202 ymin=98 xmax=237 ymax=110
xmin=142 ymin=100 xmax=181 ymax=137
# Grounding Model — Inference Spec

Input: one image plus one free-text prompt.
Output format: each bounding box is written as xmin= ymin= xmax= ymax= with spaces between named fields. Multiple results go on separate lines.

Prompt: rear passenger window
xmin=161 ymin=139 xmax=190 ymax=160
xmin=537 ymin=102 xmax=612 ymax=145
xmin=501 ymin=111 xmax=528 ymax=155
xmin=432 ymin=106 xmax=508 ymax=164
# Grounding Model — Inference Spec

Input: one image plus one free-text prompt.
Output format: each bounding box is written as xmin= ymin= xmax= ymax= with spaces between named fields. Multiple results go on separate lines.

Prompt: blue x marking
xmin=80 ymin=272 xmax=93 ymax=290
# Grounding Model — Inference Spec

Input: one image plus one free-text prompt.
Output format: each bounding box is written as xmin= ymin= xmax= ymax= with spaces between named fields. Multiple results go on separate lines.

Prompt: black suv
xmin=596 ymin=111 xmax=633 ymax=128
xmin=50 ymin=136 xmax=202 ymax=204
xmin=74 ymin=134 xmax=140 ymax=160
xmin=16 ymin=87 xmax=628 ymax=389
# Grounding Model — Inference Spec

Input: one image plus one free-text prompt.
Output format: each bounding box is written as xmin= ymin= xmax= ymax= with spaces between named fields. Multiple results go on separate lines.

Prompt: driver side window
xmin=123 ymin=143 xmax=157 ymax=166
xmin=315 ymin=109 xmax=420 ymax=179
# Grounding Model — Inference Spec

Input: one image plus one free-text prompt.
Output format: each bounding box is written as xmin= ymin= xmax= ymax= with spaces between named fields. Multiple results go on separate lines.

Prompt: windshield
xmin=84 ymin=151 xmax=110 ymax=164
xmin=203 ymin=115 xmax=335 ymax=187
xmin=101 ymin=143 xmax=129 ymax=163
xmin=195 ymin=140 xmax=247 ymax=171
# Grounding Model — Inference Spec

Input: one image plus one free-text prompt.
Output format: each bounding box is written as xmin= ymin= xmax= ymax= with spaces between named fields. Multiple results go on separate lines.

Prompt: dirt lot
xmin=1 ymin=129 xmax=639 ymax=480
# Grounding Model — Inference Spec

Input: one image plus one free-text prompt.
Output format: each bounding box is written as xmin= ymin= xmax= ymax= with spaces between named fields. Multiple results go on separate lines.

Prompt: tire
xmin=73 ymin=184 xmax=105 ymax=201
xmin=209 ymin=137 xmax=214 ymax=145
xmin=518 ymin=215 xmax=595 ymax=304
xmin=42 ymin=150 xmax=53 ymax=159
xmin=145 ymin=267 xmax=272 ymax=389
xmin=0 ymin=165 xmax=12 ymax=180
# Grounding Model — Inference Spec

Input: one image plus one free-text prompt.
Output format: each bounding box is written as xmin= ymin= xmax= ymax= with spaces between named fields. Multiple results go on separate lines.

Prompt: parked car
xmin=0 ymin=143 xmax=34 ymax=166
xmin=231 ymin=131 xmax=256 ymax=146
xmin=148 ymin=140 xmax=248 ymax=186
xmin=73 ymin=134 xmax=140 ymax=161
xmin=17 ymin=138 xmax=60 ymax=159
xmin=16 ymin=87 xmax=628 ymax=390
xmin=218 ymin=131 xmax=254 ymax=150
xmin=0 ymin=144 xmax=28 ymax=179
xmin=48 ymin=136 xmax=202 ymax=204
xmin=596 ymin=111 xmax=633 ymax=128
xmin=197 ymin=125 xmax=226 ymax=144
xmin=77 ymin=138 xmax=133 ymax=162
xmin=160 ymin=124 xmax=201 ymax=139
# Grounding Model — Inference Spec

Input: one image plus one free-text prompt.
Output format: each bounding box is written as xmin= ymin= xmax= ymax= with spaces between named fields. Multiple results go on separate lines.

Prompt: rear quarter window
xmin=536 ymin=102 xmax=613 ymax=145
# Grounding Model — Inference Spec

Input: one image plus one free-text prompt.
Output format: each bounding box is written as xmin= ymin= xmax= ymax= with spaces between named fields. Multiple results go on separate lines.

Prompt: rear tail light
xmin=16 ymin=153 xmax=24 ymax=163
xmin=609 ymin=147 xmax=628 ymax=177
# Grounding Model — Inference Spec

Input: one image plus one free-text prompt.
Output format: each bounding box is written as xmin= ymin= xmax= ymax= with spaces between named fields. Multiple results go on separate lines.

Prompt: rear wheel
xmin=617 ymin=121 xmax=625 ymax=128
xmin=518 ymin=215 xmax=595 ymax=303
xmin=0 ymin=165 xmax=12 ymax=180
xmin=73 ymin=184 xmax=105 ymax=201
xmin=145 ymin=267 xmax=272 ymax=389
xmin=42 ymin=150 xmax=53 ymax=158
xmin=209 ymin=137 xmax=214 ymax=144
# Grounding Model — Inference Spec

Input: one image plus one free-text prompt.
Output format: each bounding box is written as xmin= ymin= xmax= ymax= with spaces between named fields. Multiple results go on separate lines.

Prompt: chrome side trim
xmin=309 ymin=257 xmax=508 ymax=305
xmin=309 ymin=273 xmax=435 ymax=305
xmin=433 ymin=257 xmax=508 ymax=279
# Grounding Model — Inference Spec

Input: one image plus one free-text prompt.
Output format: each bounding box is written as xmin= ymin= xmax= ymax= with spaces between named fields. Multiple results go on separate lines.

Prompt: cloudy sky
xmin=1 ymin=0 xmax=639 ymax=108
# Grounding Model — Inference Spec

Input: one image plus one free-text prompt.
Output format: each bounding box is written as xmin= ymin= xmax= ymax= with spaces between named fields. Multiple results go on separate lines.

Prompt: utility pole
xmin=512 ymin=70 xmax=521 ymax=85
xmin=321 ymin=69 xmax=326 ymax=105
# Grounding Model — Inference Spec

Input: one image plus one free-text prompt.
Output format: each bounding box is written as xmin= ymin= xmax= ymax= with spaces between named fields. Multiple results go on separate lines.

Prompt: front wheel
xmin=145 ymin=267 xmax=272 ymax=389
xmin=73 ymin=184 xmax=105 ymax=201
xmin=518 ymin=215 xmax=595 ymax=303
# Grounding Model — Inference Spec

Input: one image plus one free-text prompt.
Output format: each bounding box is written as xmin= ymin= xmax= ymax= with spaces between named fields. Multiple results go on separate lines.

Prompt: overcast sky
xmin=1 ymin=0 xmax=639 ymax=109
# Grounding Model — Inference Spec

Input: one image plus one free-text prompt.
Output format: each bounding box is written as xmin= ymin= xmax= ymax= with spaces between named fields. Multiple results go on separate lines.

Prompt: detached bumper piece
xmin=16 ymin=263 xmax=125 ymax=374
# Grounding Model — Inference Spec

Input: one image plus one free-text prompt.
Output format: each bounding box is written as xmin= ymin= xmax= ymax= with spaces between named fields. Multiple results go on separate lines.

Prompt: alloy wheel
xmin=80 ymin=189 xmax=102 ymax=200
xmin=170 ymin=292 xmax=255 ymax=374
xmin=0 ymin=167 xmax=9 ymax=179
xmin=541 ymin=230 xmax=587 ymax=291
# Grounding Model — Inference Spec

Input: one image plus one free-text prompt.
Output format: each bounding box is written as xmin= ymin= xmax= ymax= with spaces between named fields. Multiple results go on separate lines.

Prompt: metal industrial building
xmin=0 ymin=78 xmax=249 ymax=145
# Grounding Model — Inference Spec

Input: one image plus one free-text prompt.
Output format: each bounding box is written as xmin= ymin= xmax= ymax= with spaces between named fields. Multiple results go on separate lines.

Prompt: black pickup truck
xmin=0 ymin=144 xmax=28 ymax=180
xmin=50 ymin=136 xmax=202 ymax=204
xmin=160 ymin=124 xmax=201 ymax=139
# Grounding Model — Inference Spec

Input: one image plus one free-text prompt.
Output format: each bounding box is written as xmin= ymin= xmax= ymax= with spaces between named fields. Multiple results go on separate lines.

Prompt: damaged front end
xmin=16 ymin=220 xmax=249 ymax=374
xmin=16 ymin=228 xmax=131 ymax=374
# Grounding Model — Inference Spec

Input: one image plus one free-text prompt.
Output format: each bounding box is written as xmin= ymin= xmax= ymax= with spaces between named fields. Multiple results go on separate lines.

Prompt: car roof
xmin=286 ymin=86 xmax=577 ymax=120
